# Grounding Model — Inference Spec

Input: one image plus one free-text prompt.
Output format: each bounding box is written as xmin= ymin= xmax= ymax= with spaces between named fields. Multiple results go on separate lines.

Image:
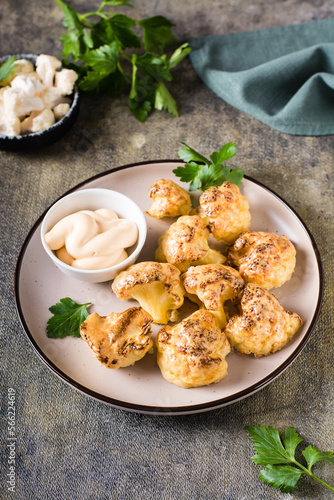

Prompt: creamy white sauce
xmin=44 ymin=208 xmax=138 ymax=270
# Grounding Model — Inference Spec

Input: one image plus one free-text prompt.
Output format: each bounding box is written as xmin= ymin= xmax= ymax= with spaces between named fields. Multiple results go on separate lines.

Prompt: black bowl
xmin=0 ymin=54 xmax=80 ymax=152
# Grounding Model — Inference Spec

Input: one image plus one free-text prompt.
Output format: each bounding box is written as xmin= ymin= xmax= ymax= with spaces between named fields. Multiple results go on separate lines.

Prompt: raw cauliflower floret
xmin=53 ymin=102 xmax=70 ymax=120
xmin=0 ymin=58 xmax=35 ymax=87
xmin=0 ymin=116 xmax=21 ymax=137
xmin=112 ymin=261 xmax=185 ymax=324
xmin=228 ymin=231 xmax=296 ymax=290
xmin=10 ymin=74 xmax=44 ymax=97
xmin=224 ymin=283 xmax=303 ymax=357
xmin=41 ymin=86 xmax=70 ymax=110
xmin=20 ymin=109 xmax=55 ymax=134
xmin=80 ymin=307 xmax=153 ymax=369
xmin=182 ymin=264 xmax=244 ymax=328
xmin=3 ymin=87 xmax=44 ymax=118
xmin=155 ymin=215 xmax=226 ymax=272
xmin=156 ymin=309 xmax=231 ymax=388
xmin=0 ymin=55 xmax=75 ymax=137
xmin=55 ymin=68 xmax=78 ymax=95
xmin=35 ymin=54 xmax=61 ymax=87
xmin=197 ymin=181 xmax=251 ymax=245
xmin=147 ymin=178 xmax=191 ymax=218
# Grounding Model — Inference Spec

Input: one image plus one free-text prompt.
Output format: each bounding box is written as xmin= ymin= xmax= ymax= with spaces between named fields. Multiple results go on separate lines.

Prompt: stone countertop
xmin=1 ymin=1 xmax=333 ymax=499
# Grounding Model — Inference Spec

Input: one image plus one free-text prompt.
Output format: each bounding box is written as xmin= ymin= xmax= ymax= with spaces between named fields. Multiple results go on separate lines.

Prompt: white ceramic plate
xmin=15 ymin=161 xmax=323 ymax=415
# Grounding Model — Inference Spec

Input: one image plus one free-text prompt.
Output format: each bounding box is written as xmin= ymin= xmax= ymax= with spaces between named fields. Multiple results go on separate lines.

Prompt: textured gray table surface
xmin=1 ymin=1 xmax=333 ymax=499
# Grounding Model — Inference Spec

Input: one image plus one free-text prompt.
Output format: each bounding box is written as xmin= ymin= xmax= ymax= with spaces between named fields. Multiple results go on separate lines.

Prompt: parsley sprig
xmin=0 ymin=56 xmax=17 ymax=86
xmin=173 ymin=141 xmax=244 ymax=191
xmin=55 ymin=0 xmax=190 ymax=121
xmin=247 ymin=425 xmax=334 ymax=494
xmin=47 ymin=297 xmax=92 ymax=338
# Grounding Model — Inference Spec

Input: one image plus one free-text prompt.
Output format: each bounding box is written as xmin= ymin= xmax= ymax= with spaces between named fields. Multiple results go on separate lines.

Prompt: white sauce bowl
xmin=40 ymin=188 xmax=147 ymax=282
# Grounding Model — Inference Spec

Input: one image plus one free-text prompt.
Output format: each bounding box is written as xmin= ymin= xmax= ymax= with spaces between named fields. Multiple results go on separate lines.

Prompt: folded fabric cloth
xmin=188 ymin=19 xmax=334 ymax=135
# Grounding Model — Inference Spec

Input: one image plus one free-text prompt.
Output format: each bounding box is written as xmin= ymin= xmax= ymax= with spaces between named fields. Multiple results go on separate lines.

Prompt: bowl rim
xmin=40 ymin=187 xmax=147 ymax=275
xmin=0 ymin=53 xmax=79 ymax=142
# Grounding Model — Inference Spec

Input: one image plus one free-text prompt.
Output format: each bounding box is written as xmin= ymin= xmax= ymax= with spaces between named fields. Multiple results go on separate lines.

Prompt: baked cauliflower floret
xmin=147 ymin=178 xmax=191 ymax=218
xmin=224 ymin=284 xmax=303 ymax=357
xmin=228 ymin=231 xmax=296 ymax=290
xmin=197 ymin=181 xmax=251 ymax=245
xmin=182 ymin=264 xmax=244 ymax=328
xmin=80 ymin=307 xmax=153 ymax=368
xmin=111 ymin=261 xmax=185 ymax=324
xmin=156 ymin=309 xmax=231 ymax=388
xmin=155 ymin=215 xmax=226 ymax=272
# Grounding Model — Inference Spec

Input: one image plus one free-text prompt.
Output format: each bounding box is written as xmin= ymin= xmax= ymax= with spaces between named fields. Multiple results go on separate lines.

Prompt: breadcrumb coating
xmin=224 ymin=284 xmax=303 ymax=357
xmin=198 ymin=181 xmax=251 ymax=245
xmin=156 ymin=309 xmax=231 ymax=388
xmin=147 ymin=178 xmax=191 ymax=218
xmin=80 ymin=307 xmax=153 ymax=368
xmin=228 ymin=231 xmax=296 ymax=289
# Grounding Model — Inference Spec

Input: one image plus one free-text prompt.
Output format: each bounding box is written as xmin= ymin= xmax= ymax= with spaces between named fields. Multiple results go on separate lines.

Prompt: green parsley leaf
xmin=55 ymin=0 xmax=93 ymax=59
xmin=173 ymin=141 xmax=243 ymax=191
xmin=259 ymin=464 xmax=303 ymax=494
xmin=47 ymin=297 xmax=92 ymax=339
xmin=128 ymin=51 xmax=177 ymax=121
xmin=91 ymin=15 xmax=140 ymax=50
xmin=225 ymin=167 xmax=245 ymax=186
xmin=135 ymin=52 xmax=172 ymax=83
xmin=103 ymin=0 xmax=133 ymax=7
xmin=154 ymin=82 xmax=178 ymax=116
xmin=55 ymin=0 xmax=83 ymax=31
xmin=79 ymin=70 xmax=108 ymax=92
xmin=55 ymin=0 xmax=190 ymax=120
xmin=59 ymin=31 xmax=82 ymax=59
xmin=247 ymin=425 xmax=298 ymax=465
xmin=172 ymin=162 xmax=202 ymax=183
xmin=129 ymin=94 xmax=152 ymax=122
xmin=97 ymin=67 xmax=127 ymax=94
xmin=0 ymin=56 xmax=17 ymax=86
xmin=169 ymin=43 xmax=191 ymax=70
xmin=246 ymin=425 xmax=334 ymax=494
xmin=138 ymin=15 xmax=177 ymax=53
xmin=210 ymin=142 xmax=236 ymax=165
xmin=81 ymin=42 xmax=121 ymax=75
xmin=302 ymin=446 xmax=334 ymax=470
xmin=178 ymin=142 xmax=211 ymax=165
xmin=282 ymin=426 xmax=304 ymax=460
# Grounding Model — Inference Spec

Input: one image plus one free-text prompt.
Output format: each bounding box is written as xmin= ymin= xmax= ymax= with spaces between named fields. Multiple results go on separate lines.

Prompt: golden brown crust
xmin=182 ymin=264 xmax=244 ymax=309
xmin=80 ymin=307 xmax=153 ymax=368
xmin=224 ymin=284 xmax=303 ymax=357
xmin=228 ymin=231 xmax=296 ymax=289
xmin=111 ymin=261 xmax=185 ymax=324
xmin=147 ymin=179 xmax=191 ymax=218
xmin=155 ymin=215 xmax=226 ymax=272
xmin=198 ymin=181 xmax=251 ymax=245
xmin=112 ymin=261 xmax=182 ymax=299
xmin=156 ymin=309 xmax=231 ymax=388
xmin=182 ymin=264 xmax=244 ymax=328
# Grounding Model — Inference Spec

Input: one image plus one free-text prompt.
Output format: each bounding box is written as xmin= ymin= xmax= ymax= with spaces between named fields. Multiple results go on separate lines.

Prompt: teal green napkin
xmin=188 ymin=19 xmax=334 ymax=135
